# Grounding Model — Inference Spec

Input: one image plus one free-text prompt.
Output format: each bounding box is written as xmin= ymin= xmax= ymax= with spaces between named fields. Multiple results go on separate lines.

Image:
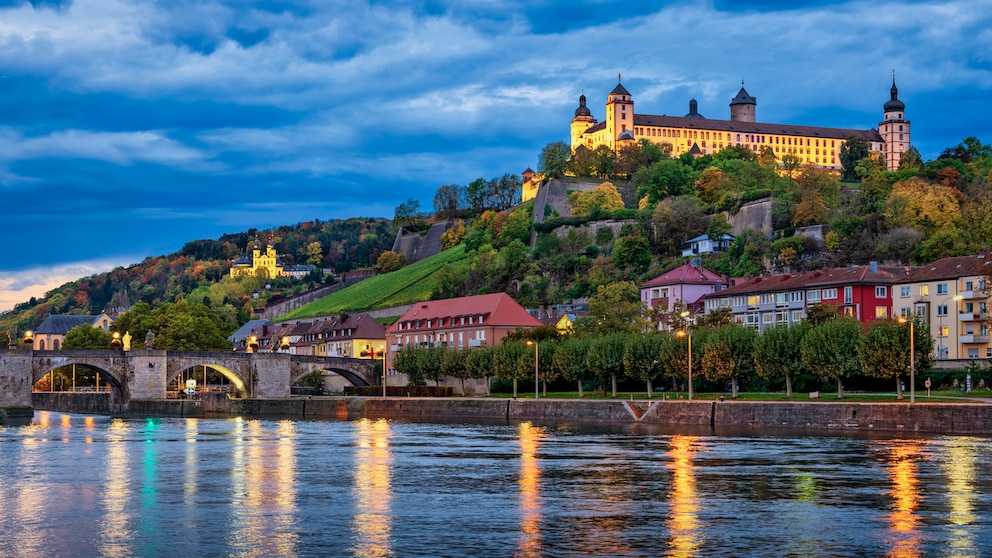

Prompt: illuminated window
xmin=875 ymin=307 xmax=888 ymax=319
xmin=919 ymin=285 xmax=929 ymax=297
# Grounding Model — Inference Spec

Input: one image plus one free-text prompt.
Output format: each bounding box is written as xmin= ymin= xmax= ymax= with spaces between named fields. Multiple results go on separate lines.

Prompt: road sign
xmin=184 ymin=387 xmax=196 ymax=396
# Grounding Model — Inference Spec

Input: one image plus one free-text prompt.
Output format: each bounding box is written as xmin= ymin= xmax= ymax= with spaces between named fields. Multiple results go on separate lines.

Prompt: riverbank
xmin=24 ymin=393 xmax=992 ymax=435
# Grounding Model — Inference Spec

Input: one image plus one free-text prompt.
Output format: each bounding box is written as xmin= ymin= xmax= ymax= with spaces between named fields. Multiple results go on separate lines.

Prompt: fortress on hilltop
xmin=570 ymin=73 xmax=910 ymax=171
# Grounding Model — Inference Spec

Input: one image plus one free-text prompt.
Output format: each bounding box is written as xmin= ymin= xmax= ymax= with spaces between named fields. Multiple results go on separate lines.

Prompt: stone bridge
xmin=0 ymin=349 xmax=374 ymax=412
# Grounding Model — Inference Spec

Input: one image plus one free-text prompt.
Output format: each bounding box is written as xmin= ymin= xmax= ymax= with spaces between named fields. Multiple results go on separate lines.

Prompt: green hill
xmin=279 ymin=245 xmax=471 ymax=320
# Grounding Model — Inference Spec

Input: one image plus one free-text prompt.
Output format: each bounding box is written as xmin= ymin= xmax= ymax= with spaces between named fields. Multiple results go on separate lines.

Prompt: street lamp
xmin=526 ymin=340 xmax=539 ymax=399
xmin=22 ymin=330 xmax=34 ymax=348
xmin=280 ymin=336 xmax=290 ymax=351
xmin=937 ymin=294 xmax=964 ymax=359
xmin=897 ymin=316 xmax=915 ymax=404
xmin=110 ymin=331 xmax=122 ymax=350
xmin=675 ymin=328 xmax=693 ymax=401
xmin=247 ymin=335 xmax=259 ymax=353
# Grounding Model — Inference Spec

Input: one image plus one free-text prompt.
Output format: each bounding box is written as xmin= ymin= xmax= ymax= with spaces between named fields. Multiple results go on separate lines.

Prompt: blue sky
xmin=1 ymin=0 xmax=991 ymax=311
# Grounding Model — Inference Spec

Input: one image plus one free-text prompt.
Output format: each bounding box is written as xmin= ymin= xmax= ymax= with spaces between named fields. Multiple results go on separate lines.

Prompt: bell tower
xmin=605 ymin=73 xmax=634 ymax=152
xmin=879 ymin=71 xmax=909 ymax=171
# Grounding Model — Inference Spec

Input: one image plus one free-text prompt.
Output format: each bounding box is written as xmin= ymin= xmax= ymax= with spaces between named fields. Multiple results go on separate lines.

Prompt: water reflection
xmin=230 ymin=419 xmax=300 ymax=557
xmin=100 ymin=418 xmax=134 ymax=558
xmin=941 ymin=437 xmax=980 ymax=558
xmin=350 ymin=418 xmax=393 ymax=558
xmin=884 ymin=440 xmax=925 ymax=558
xmin=666 ymin=435 xmax=702 ymax=557
xmin=517 ymin=421 xmax=544 ymax=558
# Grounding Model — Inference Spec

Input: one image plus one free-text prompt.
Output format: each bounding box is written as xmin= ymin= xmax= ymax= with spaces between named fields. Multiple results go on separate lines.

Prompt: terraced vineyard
xmin=279 ymin=245 xmax=470 ymax=320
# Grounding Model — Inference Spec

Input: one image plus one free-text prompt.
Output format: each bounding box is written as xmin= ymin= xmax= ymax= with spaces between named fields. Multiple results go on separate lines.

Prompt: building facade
xmin=30 ymin=313 xmax=114 ymax=350
xmin=641 ymin=262 xmax=726 ymax=324
xmin=892 ymin=254 xmax=992 ymax=360
xmin=704 ymin=263 xmax=913 ymax=332
xmin=571 ymin=75 xmax=909 ymax=171
xmin=230 ymin=238 xmax=316 ymax=279
xmin=384 ymin=293 xmax=541 ymax=372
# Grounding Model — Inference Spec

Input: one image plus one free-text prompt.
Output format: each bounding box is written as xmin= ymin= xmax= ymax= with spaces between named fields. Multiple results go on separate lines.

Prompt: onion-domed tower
xmin=879 ymin=72 xmax=909 ymax=171
xmin=570 ymin=93 xmax=597 ymax=151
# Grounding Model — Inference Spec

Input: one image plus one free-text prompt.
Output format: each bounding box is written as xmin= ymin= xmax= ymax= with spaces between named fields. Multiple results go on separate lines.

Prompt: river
xmin=0 ymin=411 xmax=990 ymax=557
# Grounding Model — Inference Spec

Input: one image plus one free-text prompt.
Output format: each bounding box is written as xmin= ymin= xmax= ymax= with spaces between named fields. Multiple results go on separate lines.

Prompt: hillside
xmin=279 ymin=245 xmax=472 ymax=320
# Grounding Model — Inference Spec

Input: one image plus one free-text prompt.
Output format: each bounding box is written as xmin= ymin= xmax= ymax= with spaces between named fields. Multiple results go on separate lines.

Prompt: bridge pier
xmin=129 ymin=350 xmax=169 ymax=400
xmin=253 ymin=353 xmax=292 ymax=398
xmin=0 ymin=351 xmax=34 ymax=417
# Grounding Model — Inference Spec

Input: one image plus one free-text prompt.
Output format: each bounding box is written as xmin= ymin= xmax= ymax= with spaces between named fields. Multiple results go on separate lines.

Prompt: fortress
xmin=570 ymin=74 xmax=910 ymax=171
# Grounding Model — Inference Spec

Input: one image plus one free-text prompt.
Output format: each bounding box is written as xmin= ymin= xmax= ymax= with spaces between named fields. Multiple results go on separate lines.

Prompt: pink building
xmin=640 ymin=262 xmax=726 ymax=324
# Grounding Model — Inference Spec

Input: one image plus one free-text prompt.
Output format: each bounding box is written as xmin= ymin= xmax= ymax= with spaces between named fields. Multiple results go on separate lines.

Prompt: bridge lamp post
xmin=897 ymin=316 xmax=915 ymax=404
xmin=676 ymin=310 xmax=693 ymax=401
xmin=526 ymin=340 xmax=539 ymax=400
xmin=22 ymin=330 xmax=34 ymax=349
xmin=111 ymin=332 xmax=123 ymax=350
xmin=247 ymin=335 xmax=259 ymax=353
xmin=280 ymin=336 xmax=290 ymax=352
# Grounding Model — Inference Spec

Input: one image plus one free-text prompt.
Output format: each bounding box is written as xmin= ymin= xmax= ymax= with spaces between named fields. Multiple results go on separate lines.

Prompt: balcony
xmin=959 ymin=290 xmax=988 ymax=300
xmin=959 ymin=334 xmax=990 ymax=344
xmin=959 ymin=312 xmax=989 ymax=321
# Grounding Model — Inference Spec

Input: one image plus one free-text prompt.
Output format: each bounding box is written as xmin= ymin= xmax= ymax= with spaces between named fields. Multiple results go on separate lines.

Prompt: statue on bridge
xmin=122 ymin=331 xmax=132 ymax=351
xmin=144 ymin=330 xmax=155 ymax=350
xmin=7 ymin=327 xmax=15 ymax=350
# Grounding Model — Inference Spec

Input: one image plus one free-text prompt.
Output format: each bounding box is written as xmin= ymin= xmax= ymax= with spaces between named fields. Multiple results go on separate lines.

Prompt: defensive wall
xmin=23 ymin=396 xmax=992 ymax=435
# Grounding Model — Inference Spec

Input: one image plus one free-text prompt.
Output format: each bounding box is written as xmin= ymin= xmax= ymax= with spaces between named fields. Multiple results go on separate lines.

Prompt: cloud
xmin=0 ymin=257 xmax=136 ymax=313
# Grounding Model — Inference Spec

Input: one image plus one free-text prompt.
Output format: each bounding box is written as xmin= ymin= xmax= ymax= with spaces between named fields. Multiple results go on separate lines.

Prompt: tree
xmin=465 ymin=347 xmax=495 ymax=396
xmin=700 ymin=325 xmax=756 ymax=398
xmin=587 ymin=334 xmax=627 ymax=397
xmin=587 ymin=281 xmax=648 ymax=334
xmin=394 ymin=346 xmax=424 ymax=385
xmin=885 ymin=177 xmax=961 ymax=232
xmin=623 ymin=333 xmax=663 ymax=397
xmin=441 ymin=348 xmax=471 ymax=395
xmin=898 ymin=146 xmax=924 ymax=170
xmin=753 ymin=324 xmax=807 ymax=397
xmin=417 ymin=346 xmax=447 ymax=386
xmin=394 ymin=198 xmax=421 ymax=229
xmin=492 ymin=174 xmax=522 ymax=211
xmin=306 ymin=241 xmax=324 ymax=266
xmin=433 ymin=184 xmax=463 ymax=219
xmin=612 ymin=234 xmax=651 ymax=273
xmin=568 ymin=182 xmax=625 ymax=217
xmin=538 ymin=141 xmax=571 ymax=179
xmin=62 ymin=325 xmax=113 ymax=350
xmin=632 ymin=158 xmax=698 ymax=205
xmin=493 ymin=341 xmax=526 ymax=397
xmin=800 ymin=317 xmax=862 ymax=398
xmin=554 ymin=337 xmax=590 ymax=396
xmin=376 ymin=251 xmax=407 ymax=273
xmin=839 ymin=135 xmax=871 ymax=180
xmin=857 ymin=319 xmax=910 ymax=398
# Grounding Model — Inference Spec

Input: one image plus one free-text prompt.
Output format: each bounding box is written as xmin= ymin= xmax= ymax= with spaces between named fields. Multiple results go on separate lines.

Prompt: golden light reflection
xmin=184 ymin=419 xmax=199 ymax=505
xmin=232 ymin=419 xmax=300 ymax=557
xmin=941 ymin=437 xmax=980 ymax=558
xmin=517 ymin=421 xmax=545 ymax=558
xmin=100 ymin=418 xmax=134 ymax=558
xmin=10 ymin=432 xmax=46 ymax=556
xmin=884 ymin=440 xmax=925 ymax=558
xmin=350 ymin=418 xmax=394 ymax=558
xmin=667 ymin=435 xmax=702 ymax=558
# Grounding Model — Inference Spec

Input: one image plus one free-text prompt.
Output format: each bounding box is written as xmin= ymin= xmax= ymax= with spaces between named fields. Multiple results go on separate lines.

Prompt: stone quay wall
xmin=26 ymin=396 xmax=992 ymax=436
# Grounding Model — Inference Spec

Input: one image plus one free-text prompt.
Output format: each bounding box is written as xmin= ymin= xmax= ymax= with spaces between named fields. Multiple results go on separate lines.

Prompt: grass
xmin=279 ymin=245 xmax=471 ymax=320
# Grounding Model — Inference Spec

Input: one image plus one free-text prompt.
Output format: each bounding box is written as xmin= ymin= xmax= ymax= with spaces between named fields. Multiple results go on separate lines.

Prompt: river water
xmin=1 ymin=412 xmax=990 ymax=557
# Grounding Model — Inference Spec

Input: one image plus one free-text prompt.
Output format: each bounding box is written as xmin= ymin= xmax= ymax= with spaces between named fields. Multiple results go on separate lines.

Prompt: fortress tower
xmin=605 ymin=74 xmax=634 ymax=151
xmin=570 ymin=93 xmax=596 ymax=149
xmin=729 ymin=82 xmax=756 ymax=122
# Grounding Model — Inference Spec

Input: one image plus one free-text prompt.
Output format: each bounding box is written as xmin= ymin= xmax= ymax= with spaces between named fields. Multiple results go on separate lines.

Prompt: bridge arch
xmin=169 ymin=363 xmax=250 ymax=398
xmin=30 ymin=352 xmax=126 ymax=401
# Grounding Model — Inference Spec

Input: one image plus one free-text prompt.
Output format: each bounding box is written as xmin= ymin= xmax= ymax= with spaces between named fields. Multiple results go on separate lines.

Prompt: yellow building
xmin=894 ymin=254 xmax=991 ymax=361
xmin=521 ymin=167 xmax=542 ymax=202
xmin=230 ymin=238 xmax=281 ymax=278
xmin=571 ymin=74 xmax=910 ymax=171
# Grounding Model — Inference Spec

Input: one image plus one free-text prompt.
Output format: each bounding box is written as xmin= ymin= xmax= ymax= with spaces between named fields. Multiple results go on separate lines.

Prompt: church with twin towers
xmin=570 ymin=74 xmax=910 ymax=171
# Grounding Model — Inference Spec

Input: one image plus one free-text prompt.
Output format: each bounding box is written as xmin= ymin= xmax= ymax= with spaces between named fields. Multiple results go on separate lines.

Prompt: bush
xmin=344 ymin=385 xmax=454 ymax=397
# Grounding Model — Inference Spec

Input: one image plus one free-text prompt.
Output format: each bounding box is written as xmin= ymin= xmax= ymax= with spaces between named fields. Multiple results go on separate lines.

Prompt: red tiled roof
xmin=386 ymin=293 xmax=540 ymax=334
xmin=902 ymin=253 xmax=992 ymax=282
xmin=641 ymin=263 xmax=725 ymax=289
xmin=712 ymin=264 xmax=914 ymax=297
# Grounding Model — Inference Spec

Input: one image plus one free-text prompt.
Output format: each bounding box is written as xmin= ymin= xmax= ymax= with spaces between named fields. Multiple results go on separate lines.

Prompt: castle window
xmin=899 ymin=125 xmax=903 ymax=131
xmin=737 ymin=134 xmax=741 ymax=142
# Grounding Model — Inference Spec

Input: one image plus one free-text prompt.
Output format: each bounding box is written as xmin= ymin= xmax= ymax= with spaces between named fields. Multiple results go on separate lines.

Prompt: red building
xmin=704 ymin=263 xmax=914 ymax=331
xmin=385 ymin=293 xmax=540 ymax=372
